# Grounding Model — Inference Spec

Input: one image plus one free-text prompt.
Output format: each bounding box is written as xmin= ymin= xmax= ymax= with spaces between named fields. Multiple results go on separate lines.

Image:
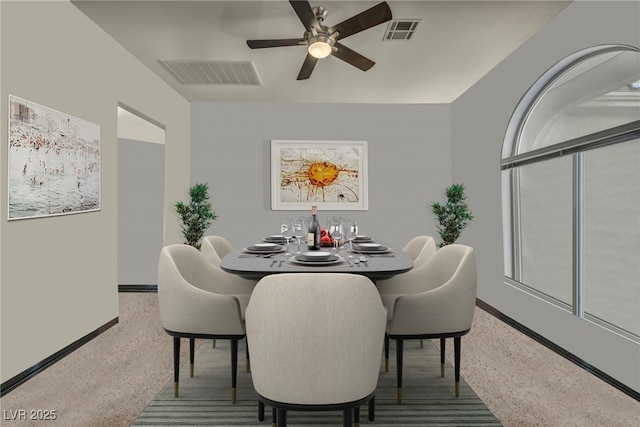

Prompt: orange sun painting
xmin=271 ymin=140 xmax=368 ymax=210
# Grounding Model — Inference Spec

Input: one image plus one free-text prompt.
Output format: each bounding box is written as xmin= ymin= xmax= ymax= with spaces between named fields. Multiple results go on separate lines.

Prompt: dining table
xmin=220 ymin=235 xmax=413 ymax=281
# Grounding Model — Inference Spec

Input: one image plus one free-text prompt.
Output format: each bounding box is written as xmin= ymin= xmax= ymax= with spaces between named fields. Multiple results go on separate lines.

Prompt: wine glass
xmin=328 ymin=219 xmax=343 ymax=252
xmin=343 ymin=220 xmax=358 ymax=252
xmin=281 ymin=220 xmax=294 ymax=253
xmin=292 ymin=217 xmax=305 ymax=253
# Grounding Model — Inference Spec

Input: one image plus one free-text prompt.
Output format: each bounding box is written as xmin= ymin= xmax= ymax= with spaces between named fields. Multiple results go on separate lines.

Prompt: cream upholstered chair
xmin=201 ymin=235 xmax=235 ymax=267
xmin=378 ymin=236 xmax=436 ymax=301
xmin=378 ymin=235 xmax=436 ymax=349
xmin=246 ymin=273 xmax=386 ymax=427
xmin=200 ymin=235 xmax=256 ymax=307
xmin=383 ymin=244 xmax=477 ymax=403
xmin=157 ymin=244 xmax=247 ymax=403
xmin=201 ymin=235 xmax=256 ymax=369
xmin=401 ymin=235 xmax=437 ymax=267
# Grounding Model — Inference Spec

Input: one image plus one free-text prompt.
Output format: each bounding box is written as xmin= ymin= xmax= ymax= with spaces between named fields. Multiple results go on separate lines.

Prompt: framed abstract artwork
xmin=271 ymin=140 xmax=368 ymax=210
xmin=8 ymin=95 xmax=101 ymax=220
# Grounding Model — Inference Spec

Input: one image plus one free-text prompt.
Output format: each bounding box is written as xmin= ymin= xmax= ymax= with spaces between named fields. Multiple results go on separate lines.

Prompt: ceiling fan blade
xmin=289 ymin=0 xmax=320 ymax=32
xmin=247 ymin=38 xmax=305 ymax=49
xmin=331 ymin=42 xmax=375 ymax=72
xmin=297 ymin=53 xmax=319 ymax=80
xmin=328 ymin=2 xmax=392 ymax=41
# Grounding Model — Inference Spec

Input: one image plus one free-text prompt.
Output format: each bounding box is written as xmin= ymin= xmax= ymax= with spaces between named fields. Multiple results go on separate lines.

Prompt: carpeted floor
xmin=0 ymin=293 xmax=638 ymax=426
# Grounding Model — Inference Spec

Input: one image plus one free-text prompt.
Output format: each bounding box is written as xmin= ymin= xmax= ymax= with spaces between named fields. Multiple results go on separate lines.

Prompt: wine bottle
xmin=306 ymin=205 xmax=321 ymax=250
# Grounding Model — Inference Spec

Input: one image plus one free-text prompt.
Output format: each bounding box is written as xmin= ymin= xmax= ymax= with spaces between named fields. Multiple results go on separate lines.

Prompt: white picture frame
xmin=8 ymin=95 xmax=101 ymax=220
xmin=271 ymin=139 xmax=368 ymax=211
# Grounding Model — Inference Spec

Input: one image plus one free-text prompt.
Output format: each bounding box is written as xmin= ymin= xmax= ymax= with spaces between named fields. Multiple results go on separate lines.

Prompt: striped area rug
xmin=133 ymin=339 xmax=501 ymax=426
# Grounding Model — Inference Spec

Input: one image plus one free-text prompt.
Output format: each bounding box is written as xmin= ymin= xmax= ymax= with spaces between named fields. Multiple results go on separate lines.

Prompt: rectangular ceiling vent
xmin=382 ymin=19 xmax=421 ymax=41
xmin=160 ymin=60 xmax=261 ymax=86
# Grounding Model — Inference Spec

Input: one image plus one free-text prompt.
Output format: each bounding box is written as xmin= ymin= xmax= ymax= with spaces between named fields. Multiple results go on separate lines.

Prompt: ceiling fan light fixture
xmin=308 ymin=35 xmax=333 ymax=58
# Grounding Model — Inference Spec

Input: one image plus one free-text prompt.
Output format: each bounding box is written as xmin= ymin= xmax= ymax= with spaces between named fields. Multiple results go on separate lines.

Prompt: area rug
xmin=132 ymin=339 xmax=502 ymax=426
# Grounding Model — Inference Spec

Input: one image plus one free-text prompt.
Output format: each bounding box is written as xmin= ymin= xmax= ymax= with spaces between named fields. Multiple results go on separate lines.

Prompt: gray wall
xmin=118 ymin=139 xmax=165 ymax=285
xmin=1 ymin=1 xmax=190 ymax=382
xmin=190 ymin=102 xmax=452 ymax=249
xmin=451 ymin=0 xmax=640 ymax=391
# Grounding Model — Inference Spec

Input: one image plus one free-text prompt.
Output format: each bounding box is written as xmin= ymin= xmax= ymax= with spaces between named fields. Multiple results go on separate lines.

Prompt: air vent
xmin=159 ymin=60 xmax=261 ymax=85
xmin=383 ymin=19 xmax=421 ymax=41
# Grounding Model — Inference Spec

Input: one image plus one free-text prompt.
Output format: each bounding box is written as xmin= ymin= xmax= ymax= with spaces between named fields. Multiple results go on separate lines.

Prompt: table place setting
xmin=263 ymin=234 xmax=288 ymax=244
xmin=350 ymin=242 xmax=395 ymax=256
xmin=289 ymin=251 xmax=344 ymax=266
xmin=241 ymin=242 xmax=287 ymax=256
xmin=353 ymin=235 xmax=374 ymax=243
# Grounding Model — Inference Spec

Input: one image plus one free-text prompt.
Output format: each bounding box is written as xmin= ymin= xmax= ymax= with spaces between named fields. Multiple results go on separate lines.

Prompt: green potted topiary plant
xmin=175 ymin=182 xmax=217 ymax=250
xmin=431 ymin=183 xmax=474 ymax=248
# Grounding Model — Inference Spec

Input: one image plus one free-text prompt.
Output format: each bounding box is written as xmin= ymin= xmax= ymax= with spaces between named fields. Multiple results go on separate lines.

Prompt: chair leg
xmin=342 ymin=408 xmax=353 ymax=427
xmin=454 ymin=336 xmax=462 ymax=397
xmin=396 ymin=338 xmax=404 ymax=404
xmin=189 ymin=338 xmax=195 ymax=378
xmin=258 ymin=401 xmax=264 ymax=421
xmin=420 ymin=338 xmax=424 ymax=348
xmin=272 ymin=408 xmax=276 ymax=427
xmin=354 ymin=396 xmax=375 ymax=427
xmin=276 ymin=408 xmax=286 ymax=427
xmin=231 ymin=339 xmax=238 ymax=404
xmin=368 ymin=394 xmax=375 ymax=421
xmin=246 ymin=339 xmax=250 ymax=372
xmin=173 ymin=337 xmax=180 ymax=398
xmin=212 ymin=338 xmax=216 ymax=348
xmin=440 ymin=337 xmax=446 ymax=378
xmin=384 ymin=334 xmax=389 ymax=372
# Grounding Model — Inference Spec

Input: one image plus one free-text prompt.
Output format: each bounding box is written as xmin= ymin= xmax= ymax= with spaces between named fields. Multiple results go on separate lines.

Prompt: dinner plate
xmin=264 ymin=235 xmax=287 ymax=243
xmin=353 ymin=235 xmax=373 ymax=243
xmin=244 ymin=244 xmax=285 ymax=254
xmin=299 ymin=251 xmax=333 ymax=261
xmin=351 ymin=246 xmax=390 ymax=254
xmin=354 ymin=243 xmax=382 ymax=250
xmin=254 ymin=242 xmax=278 ymax=249
xmin=291 ymin=254 xmax=343 ymax=265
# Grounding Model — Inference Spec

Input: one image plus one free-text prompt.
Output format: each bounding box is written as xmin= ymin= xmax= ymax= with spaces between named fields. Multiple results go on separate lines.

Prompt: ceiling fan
xmin=247 ymin=1 xmax=392 ymax=80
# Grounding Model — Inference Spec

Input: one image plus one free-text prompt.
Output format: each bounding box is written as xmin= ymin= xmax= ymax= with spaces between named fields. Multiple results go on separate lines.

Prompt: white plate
xmin=300 ymin=251 xmax=332 ymax=261
xmin=264 ymin=236 xmax=287 ymax=242
xmin=254 ymin=243 xmax=277 ymax=248
xmin=352 ymin=246 xmax=390 ymax=254
xmin=355 ymin=243 xmax=382 ymax=249
xmin=291 ymin=254 xmax=343 ymax=265
xmin=244 ymin=245 xmax=285 ymax=254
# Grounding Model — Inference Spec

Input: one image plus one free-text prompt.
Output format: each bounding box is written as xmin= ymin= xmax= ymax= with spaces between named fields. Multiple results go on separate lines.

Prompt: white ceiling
xmin=72 ymin=0 xmax=571 ymax=104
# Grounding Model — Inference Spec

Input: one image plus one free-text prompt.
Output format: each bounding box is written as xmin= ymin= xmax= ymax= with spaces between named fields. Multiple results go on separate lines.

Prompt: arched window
xmin=502 ymin=45 xmax=640 ymax=341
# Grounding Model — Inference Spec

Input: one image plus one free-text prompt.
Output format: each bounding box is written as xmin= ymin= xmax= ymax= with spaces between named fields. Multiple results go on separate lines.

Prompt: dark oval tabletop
xmin=220 ymin=241 xmax=413 ymax=281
